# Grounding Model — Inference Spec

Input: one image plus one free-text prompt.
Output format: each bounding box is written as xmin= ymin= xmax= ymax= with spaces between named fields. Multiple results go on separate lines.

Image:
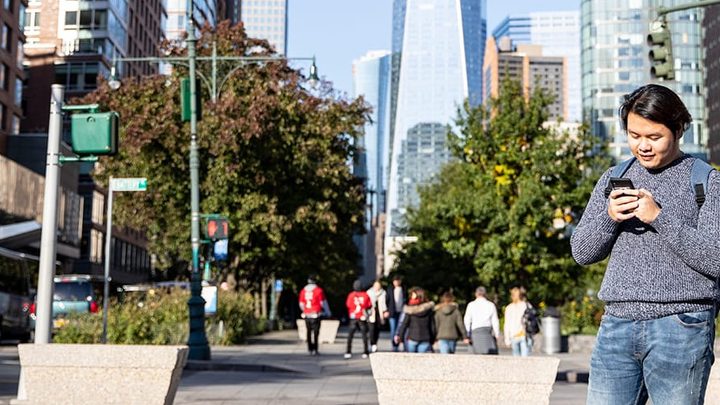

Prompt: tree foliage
xmin=78 ymin=22 xmax=368 ymax=296
xmin=395 ymin=78 xmax=610 ymax=305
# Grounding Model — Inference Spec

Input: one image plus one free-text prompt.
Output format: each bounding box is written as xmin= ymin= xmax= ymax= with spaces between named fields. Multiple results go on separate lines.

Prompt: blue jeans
xmin=389 ymin=316 xmax=400 ymax=351
xmin=438 ymin=339 xmax=457 ymax=354
xmin=511 ymin=336 xmax=532 ymax=357
xmin=406 ymin=339 xmax=431 ymax=353
xmin=587 ymin=311 xmax=715 ymax=405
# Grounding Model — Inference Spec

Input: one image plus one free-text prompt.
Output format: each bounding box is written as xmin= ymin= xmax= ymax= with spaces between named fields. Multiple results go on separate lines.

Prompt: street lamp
xmin=105 ymin=4 xmax=320 ymax=361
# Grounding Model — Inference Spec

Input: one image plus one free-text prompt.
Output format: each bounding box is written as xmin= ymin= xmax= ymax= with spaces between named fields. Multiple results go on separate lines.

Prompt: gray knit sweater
xmin=570 ymin=155 xmax=720 ymax=320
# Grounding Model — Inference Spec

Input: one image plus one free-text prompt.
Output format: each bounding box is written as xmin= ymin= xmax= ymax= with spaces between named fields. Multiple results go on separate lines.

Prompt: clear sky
xmin=287 ymin=0 xmax=580 ymax=97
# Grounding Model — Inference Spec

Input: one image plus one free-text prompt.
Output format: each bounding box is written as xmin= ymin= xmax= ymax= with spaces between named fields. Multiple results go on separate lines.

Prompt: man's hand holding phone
xmin=608 ymin=189 xmax=639 ymax=222
xmin=607 ymin=178 xmax=660 ymax=224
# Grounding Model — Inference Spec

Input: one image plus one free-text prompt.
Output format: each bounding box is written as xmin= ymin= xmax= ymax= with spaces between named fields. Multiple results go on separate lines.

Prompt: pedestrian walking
xmin=394 ymin=287 xmax=435 ymax=353
xmin=433 ymin=292 xmax=469 ymax=354
xmin=464 ymin=287 xmax=500 ymax=355
xmin=345 ymin=280 xmax=372 ymax=359
xmin=367 ymin=280 xmax=388 ymax=353
xmin=298 ymin=275 xmax=331 ymax=356
xmin=571 ymin=84 xmax=720 ymax=404
xmin=503 ymin=286 xmax=533 ymax=357
xmin=385 ymin=275 xmax=406 ymax=352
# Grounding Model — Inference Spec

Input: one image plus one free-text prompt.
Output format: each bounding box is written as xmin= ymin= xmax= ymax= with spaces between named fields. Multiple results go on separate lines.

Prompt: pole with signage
xmin=102 ymin=177 xmax=147 ymax=343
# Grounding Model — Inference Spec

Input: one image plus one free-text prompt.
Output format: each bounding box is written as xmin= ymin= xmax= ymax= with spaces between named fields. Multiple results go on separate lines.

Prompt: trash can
xmin=542 ymin=307 xmax=561 ymax=354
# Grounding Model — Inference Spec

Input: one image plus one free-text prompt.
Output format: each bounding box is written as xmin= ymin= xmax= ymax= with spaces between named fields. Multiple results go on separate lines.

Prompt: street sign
xmin=110 ymin=178 xmax=147 ymax=192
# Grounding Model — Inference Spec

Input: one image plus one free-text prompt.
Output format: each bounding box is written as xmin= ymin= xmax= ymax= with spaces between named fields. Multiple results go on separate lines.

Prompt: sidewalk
xmin=175 ymin=328 xmax=589 ymax=404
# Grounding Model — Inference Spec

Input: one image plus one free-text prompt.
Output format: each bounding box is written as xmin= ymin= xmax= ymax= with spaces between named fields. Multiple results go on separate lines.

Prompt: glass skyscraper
xmin=165 ymin=0 xmax=219 ymax=41
xmin=353 ymin=50 xmax=392 ymax=282
xmin=353 ymin=50 xmax=392 ymax=219
xmin=385 ymin=0 xmax=486 ymax=245
xmin=493 ymin=11 xmax=581 ymax=122
xmin=581 ymin=0 xmax=706 ymax=159
xmin=239 ymin=0 xmax=288 ymax=55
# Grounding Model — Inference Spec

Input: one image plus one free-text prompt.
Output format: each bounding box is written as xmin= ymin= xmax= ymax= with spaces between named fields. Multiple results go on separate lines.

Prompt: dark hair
xmin=441 ymin=292 xmax=455 ymax=304
xmin=619 ymin=84 xmax=691 ymax=138
xmin=392 ymin=274 xmax=403 ymax=281
xmin=409 ymin=287 xmax=427 ymax=303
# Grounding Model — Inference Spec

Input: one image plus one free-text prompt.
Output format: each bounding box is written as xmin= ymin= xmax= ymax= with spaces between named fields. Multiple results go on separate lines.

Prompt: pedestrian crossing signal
xmin=205 ymin=218 xmax=228 ymax=240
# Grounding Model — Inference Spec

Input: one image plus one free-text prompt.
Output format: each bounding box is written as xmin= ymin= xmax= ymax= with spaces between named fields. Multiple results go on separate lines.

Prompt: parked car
xmin=30 ymin=275 xmax=101 ymax=330
xmin=0 ymin=247 xmax=36 ymax=341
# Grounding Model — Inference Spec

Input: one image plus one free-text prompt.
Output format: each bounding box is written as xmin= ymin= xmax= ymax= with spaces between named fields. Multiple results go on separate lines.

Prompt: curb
xmin=184 ymin=360 xmax=299 ymax=373
xmin=556 ymin=370 xmax=589 ymax=384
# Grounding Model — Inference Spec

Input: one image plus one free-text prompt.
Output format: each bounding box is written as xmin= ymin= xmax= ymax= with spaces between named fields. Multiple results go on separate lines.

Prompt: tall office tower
xmin=223 ymin=1 xmax=287 ymax=54
xmin=352 ymin=50 xmax=391 ymax=283
xmin=384 ymin=0 xmax=486 ymax=272
xmin=237 ymin=0 xmax=287 ymax=55
xmin=165 ymin=0 xmax=219 ymax=41
xmin=0 ymin=0 xmax=26 ymax=155
xmin=581 ymin=0 xmax=706 ymax=159
xmin=484 ymin=38 xmax=567 ymax=121
xmin=705 ymin=4 xmax=720 ymax=164
xmin=493 ymin=11 xmax=581 ymax=122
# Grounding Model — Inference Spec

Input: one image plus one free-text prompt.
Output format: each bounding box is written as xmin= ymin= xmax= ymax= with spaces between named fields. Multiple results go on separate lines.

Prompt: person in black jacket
xmin=386 ymin=275 xmax=406 ymax=352
xmin=394 ymin=287 xmax=435 ymax=353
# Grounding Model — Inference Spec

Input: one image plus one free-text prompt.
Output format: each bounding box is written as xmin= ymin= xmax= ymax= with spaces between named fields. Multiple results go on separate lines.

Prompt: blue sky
xmin=287 ymin=0 xmax=579 ymax=97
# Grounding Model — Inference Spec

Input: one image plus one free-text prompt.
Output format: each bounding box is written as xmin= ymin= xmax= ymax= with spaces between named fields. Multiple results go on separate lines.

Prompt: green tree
xmin=395 ymin=78 xmax=610 ymax=305
xmin=78 ymin=22 xmax=368 ymax=299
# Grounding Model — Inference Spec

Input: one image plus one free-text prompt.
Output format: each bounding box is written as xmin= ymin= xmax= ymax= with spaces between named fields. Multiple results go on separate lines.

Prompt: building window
xmin=90 ymin=229 xmax=103 ymax=264
xmin=14 ymin=76 xmax=21 ymax=105
xmin=0 ymin=104 xmax=6 ymax=130
xmin=11 ymin=114 xmax=18 ymax=134
xmin=4 ymin=0 xmax=11 ymax=12
xmin=65 ymin=11 xmax=76 ymax=26
xmin=54 ymin=62 xmax=100 ymax=91
xmin=2 ymin=24 xmax=10 ymax=50
xmin=91 ymin=191 xmax=104 ymax=224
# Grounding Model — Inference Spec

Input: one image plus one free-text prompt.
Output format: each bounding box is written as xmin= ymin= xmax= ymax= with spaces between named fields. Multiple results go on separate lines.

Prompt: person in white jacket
xmin=367 ymin=281 xmax=388 ymax=353
xmin=504 ymin=286 xmax=532 ymax=356
xmin=463 ymin=287 xmax=500 ymax=355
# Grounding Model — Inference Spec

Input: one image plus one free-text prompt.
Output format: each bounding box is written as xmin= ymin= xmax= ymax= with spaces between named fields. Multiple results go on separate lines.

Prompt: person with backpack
xmin=298 ymin=275 xmax=331 ymax=356
xmin=503 ymin=286 xmax=535 ymax=357
xmin=434 ymin=291 xmax=469 ymax=354
xmin=345 ymin=280 xmax=372 ymax=359
xmin=571 ymin=84 xmax=720 ymax=404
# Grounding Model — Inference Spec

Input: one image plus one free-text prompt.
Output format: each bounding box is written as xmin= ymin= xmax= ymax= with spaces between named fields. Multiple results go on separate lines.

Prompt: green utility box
xmin=181 ymin=77 xmax=202 ymax=122
xmin=70 ymin=112 xmax=119 ymax=155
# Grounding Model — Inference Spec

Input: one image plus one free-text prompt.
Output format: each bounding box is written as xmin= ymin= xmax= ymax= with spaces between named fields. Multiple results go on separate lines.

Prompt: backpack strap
xmin=604 ymin=157 xmax=636 ymax=198
xmin=691 ymin=159 xmax=714 ymax=209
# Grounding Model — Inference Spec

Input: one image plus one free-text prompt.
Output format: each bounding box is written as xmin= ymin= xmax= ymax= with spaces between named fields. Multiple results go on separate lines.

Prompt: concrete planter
xmin=370 ymin=353 xmax=560 ymax=405
xmin=14 ymin=344 xmax=188 ymax=405
xmin=295 ymin=319 xmax=340 ymax=344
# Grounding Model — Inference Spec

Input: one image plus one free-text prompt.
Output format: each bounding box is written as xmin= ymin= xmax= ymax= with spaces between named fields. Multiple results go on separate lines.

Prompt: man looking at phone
xmin=571 ymin=84 xmax=720 ymax=404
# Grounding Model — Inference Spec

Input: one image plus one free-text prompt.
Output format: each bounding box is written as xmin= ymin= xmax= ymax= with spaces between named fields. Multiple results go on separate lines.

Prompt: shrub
xmin=561 ymin=296 xmax=604 ymax=335
xmin=54 ymin=288 xmax=264 ymax=345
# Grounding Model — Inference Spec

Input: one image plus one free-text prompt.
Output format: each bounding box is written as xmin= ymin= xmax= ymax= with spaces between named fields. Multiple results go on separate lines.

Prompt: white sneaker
xmin=344 ymin=353 xmax=352 ymax=359
xmin=361 ymin=353 xmax=369 ymax=359
xmin=371 ymin=345 xmax=378 ymax=353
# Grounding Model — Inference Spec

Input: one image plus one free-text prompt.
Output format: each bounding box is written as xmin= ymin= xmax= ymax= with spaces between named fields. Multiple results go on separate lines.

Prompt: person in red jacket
xmin=299 ymin=275 xmax=331 ymax=356
xmin=345 ymin=280 xmax=372 ymax=359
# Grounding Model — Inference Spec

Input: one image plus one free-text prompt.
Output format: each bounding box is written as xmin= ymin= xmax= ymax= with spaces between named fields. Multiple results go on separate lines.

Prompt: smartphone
xmin=609 ymin=177 xmax=635 ymax=193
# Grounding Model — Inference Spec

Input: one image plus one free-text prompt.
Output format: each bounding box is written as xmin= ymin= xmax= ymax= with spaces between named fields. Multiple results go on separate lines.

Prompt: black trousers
xmin=305 ymin=318 xmax=321 ymax=352
xmin=369 ymin=321 xmax=382 ymax=346
xmin=347 ymin=319 xmax=369 ymax=354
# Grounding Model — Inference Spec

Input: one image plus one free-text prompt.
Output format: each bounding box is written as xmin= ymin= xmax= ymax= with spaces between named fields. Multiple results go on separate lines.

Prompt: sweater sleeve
xmin=650 ymin=171 xmax=720 ymax=278
xmin=570 ymin=169 xmax=620 ymax=265
xmin=455 ymin=312 xmax=467 ymax=340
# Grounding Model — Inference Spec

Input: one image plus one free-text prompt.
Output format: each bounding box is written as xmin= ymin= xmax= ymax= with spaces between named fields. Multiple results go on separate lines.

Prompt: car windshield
xmin=54 ymin=282 xmax=92 ymax=301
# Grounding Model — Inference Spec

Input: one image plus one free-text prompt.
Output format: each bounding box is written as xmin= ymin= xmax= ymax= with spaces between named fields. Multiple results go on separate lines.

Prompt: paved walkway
xmin=176 ymin=328 xmax=590 ymax=404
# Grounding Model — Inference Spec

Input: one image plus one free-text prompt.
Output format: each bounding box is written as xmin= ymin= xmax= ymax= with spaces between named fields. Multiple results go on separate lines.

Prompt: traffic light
xmin=647 ymin=20 xmax=674 ymax=80
xmin=204 ymin=217 xmax=228 ymax=240
xmin=70 ymin=112 xmax=119 ymax=155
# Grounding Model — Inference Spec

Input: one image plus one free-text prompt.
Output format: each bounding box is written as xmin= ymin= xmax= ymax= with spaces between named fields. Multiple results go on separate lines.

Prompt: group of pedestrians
xmin=299 ymin=274 xmax=539 ymax=358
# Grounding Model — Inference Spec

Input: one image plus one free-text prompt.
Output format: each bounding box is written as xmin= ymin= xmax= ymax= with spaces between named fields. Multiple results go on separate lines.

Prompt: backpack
xmin=603 ymin=157 xmax=714 ymax=209
xmin=523 ymin=305 xmax=541 ymax=336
